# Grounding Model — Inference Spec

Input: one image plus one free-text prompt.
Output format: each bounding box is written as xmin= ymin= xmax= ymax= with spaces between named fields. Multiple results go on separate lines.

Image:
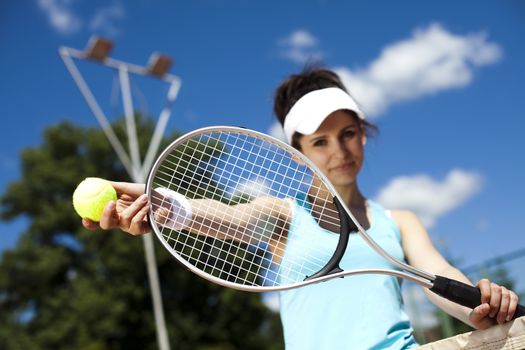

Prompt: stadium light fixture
xmin=84 ymin=36 xmax=113 ymax=61
xmin=59 ymin=37 xmax=180 ymax=350
xmin=147 ymin=53 xmax=172 ymax=77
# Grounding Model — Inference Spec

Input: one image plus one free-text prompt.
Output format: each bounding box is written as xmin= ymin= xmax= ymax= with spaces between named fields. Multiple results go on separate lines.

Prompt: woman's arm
xmin=185 ymin=195 xmax=291 ymax=244
xmin=82 ymin=181 xmax=292 ymax=245
xmin=392 ymin=210 xmax=519 ymax=329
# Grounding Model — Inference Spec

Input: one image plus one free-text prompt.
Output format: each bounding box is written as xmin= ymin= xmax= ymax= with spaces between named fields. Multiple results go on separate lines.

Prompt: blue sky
xmin=1 ymin=0 xmax=524 ymax=306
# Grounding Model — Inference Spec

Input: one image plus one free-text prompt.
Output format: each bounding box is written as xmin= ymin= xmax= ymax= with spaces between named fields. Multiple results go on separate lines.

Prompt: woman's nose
xmin=332 ymin=140 xmax=350 ymax=158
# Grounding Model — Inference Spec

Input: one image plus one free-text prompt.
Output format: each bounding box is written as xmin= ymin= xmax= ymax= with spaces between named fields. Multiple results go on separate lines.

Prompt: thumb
xmin=469 ymin=303 xmax=493 ymax=329
xmin=99 ymin=200 xmax=120 ymax=230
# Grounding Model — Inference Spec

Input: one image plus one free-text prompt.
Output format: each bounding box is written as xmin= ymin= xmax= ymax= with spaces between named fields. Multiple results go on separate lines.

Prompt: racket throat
xmin=305 ymin=266 xmax=343 ymax=281
xmin=304 ymin=197 xmax=355 ymax=281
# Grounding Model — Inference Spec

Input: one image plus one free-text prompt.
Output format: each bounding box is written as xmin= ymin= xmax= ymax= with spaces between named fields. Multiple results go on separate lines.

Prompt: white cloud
xmin=231 ymin=177 xmax=271 ymax=200
xmin=89 ymin=1 xmax=125 ymax=37
xmin=281 ymin=30 xmax=319 ymax=48
xmin=37 ymin=0 xmax=125 ymax=37
xmin=268 ymin=122 xmax=286 ymax=143
xmin=37 ymin=0 xmax=82 ymax=36
xmin=278 ymin=30 xmax=324 ymax=64
xmin=374 ymin=169 xmax=483 ymax=227
xmin=335 ymin=23 xmax=502 ymax=117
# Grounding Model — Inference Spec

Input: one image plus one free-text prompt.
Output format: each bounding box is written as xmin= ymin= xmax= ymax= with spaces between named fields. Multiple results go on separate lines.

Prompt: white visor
xmin=283 ymin=87 xmax=365 ymax=144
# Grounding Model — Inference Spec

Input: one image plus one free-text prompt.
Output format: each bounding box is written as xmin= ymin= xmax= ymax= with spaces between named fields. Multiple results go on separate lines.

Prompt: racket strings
xmin=161 ymin=137 xmax=259 ymax=281
xmin=154 ymin=160 xmax=335 ymax=284
xmin=152 ymin=167 xmax=337 ymax=267
xmin=153 ymin=207 xmax=331 ymax=284
xmin=153 ymin=210 xmax=330 ymax=287
xmin=151 ymin=131 xmax=342 ymax=287
xmin=163 ymin=231 xmax=260 ymax=285
xmin=152 ymin=189 xmax=334 ymax=284
xmin=162 ymin=227 xmax=280 ymax=287
xmin=152 ymin=191 xmax=333 ymax=285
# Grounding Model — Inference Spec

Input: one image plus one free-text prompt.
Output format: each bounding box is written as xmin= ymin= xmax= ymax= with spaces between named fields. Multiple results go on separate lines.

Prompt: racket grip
xmin=430 ymin=275 xmax=525 ymax=319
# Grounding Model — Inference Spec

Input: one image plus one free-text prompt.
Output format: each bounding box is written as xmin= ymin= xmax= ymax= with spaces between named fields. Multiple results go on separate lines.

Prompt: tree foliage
xmin=0 ymin=116 xmax=283 ymax=350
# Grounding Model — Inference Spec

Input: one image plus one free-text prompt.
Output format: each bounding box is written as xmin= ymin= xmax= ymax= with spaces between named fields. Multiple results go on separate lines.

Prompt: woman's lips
xmin=330 ymin=162 xmax=354 ymax=172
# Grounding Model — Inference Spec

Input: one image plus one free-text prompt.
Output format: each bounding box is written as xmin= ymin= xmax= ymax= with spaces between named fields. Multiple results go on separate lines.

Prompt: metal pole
xmin=59 ymin=45 xmax=178 ymax=350
xmin=59 ymin=48 xmax=134 ymax=176
xmin=140 ymin=226 xmax=171 ymax=350
xmin=141 ymin=80 xmax=181 ymax=179
xmin=118 ymin=66 xmax=142 ymax=180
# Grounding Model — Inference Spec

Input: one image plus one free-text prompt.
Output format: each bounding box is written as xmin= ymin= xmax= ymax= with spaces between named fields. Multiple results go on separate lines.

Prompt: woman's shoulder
xmin=387 ymin=209 xmax=426 ymax=232
xmin=370 ymin=204 xmax=420 ymax=226
xmin=389 ymin=209 xmax=417 ymax=220
xmin=367 ymin=200 xmax=415 ymax=219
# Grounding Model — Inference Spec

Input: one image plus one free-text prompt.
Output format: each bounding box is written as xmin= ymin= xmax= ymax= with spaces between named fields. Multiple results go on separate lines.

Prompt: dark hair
xmin=273 ymin=66 xmax=378 ymax=148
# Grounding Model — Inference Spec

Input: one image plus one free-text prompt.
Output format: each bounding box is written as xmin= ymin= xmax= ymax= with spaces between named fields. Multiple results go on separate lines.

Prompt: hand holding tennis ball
xmin=73 ymin=177 xmax=118 ymax=222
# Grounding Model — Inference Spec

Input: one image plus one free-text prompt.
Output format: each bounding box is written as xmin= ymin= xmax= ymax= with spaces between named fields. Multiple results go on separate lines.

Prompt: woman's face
xmin=298 ymin=110 xmax=366 ymax=188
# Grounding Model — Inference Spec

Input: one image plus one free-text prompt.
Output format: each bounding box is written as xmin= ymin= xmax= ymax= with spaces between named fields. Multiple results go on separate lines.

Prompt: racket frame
xmin=145 ymin=126 xmax=436 ymax=291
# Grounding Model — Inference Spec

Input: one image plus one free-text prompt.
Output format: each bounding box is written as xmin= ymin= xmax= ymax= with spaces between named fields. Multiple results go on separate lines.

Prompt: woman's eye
xmin=343 ymin=130 xmax=356 ymax=138
xmin=313 ymin=139 xmax=327 ymax=147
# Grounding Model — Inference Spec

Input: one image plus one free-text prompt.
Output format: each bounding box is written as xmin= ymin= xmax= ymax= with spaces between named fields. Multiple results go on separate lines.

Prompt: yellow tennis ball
xmin=72 ymin=177 xmax=117 ymax=222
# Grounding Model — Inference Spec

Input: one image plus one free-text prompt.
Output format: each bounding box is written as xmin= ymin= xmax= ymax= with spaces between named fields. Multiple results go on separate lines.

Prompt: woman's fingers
xmin=507 ymin=291 xmax=519 ymax=322
xmin=488 ymin=282 xmax=503 ymax=318
xmin=478 ymin=279 xmax=504 ymax=320
xmin=118 ymin=194 xmax=150 ymax=234
xmin=82 ymin=218 xmax=99 ymax=231
xmin=475 ymin=279 xmax=520 ymax=325
xmin=496 ymin=286 xmax=510 ymax=324
xmin=469 ymin=303 xmax=493 ymax=330
xmin=477 ymin=279 xmax=491 ymax=304
xmin=78 ymin=181 xmax=151 ymax=236
xmin=110 ymin=181 xmax=145 ymax=198
xmin=81 ymin=196 xmax=150 ymax=235
xmin=128 ymin=202 xmax=151 ymax=235
xmin=99 ymin=201 xmax=120 ymax=230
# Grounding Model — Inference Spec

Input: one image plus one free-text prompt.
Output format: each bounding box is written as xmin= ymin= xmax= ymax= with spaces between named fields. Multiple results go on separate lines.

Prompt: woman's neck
xmin=336 ymin=182 xmax=371 ymax=229
xmin=335 ymin=183 xmax=366 ymax=210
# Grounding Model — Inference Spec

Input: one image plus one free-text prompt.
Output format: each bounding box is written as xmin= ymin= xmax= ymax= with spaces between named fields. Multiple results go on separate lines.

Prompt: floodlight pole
xmin=59 ymin=38 xmax=180 ymax=350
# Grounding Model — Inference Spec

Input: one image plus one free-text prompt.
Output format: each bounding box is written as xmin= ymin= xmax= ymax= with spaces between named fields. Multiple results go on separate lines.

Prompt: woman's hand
xmin=81 ymin=182 xmax=151 ymax=236
xmin=469 ymin=278 xmax=520 ymax=329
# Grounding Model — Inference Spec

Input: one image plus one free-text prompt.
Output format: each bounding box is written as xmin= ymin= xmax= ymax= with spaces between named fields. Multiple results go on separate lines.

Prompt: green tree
xmin=0 ymin=117 xmax=283 ymax=350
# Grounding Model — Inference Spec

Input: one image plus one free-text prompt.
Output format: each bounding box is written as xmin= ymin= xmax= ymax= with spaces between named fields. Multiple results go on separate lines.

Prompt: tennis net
xmin=419 ymin=316 xmax=525 ymax=349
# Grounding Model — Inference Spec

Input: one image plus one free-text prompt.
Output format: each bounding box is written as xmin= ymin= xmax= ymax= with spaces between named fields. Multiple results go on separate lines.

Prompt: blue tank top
xmin=278 ymin=198 xmax=418 ymax=350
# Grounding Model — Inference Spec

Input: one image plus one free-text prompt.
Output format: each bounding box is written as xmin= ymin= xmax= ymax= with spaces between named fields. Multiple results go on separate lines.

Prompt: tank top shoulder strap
xmin=367 ymin=200 xmax=401 ymax=240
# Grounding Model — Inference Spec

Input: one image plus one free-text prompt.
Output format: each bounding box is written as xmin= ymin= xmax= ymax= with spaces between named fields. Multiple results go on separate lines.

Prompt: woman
xmin=83 ymin=67 xmax=519 ymax=349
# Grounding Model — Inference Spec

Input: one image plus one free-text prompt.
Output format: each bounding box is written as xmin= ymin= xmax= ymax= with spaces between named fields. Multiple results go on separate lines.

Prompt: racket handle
xmin=430 ymin=275 xmax=525 ymax=319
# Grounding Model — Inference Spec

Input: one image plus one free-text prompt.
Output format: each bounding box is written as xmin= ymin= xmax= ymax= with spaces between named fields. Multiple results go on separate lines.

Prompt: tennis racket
xmin=145 ymin=126 xmax=525 ymax=318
